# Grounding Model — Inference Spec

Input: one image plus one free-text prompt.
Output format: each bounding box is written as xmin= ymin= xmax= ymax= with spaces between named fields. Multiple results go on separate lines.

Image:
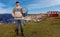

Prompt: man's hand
xmin=12 ymin=12 xmax=15 ymax=17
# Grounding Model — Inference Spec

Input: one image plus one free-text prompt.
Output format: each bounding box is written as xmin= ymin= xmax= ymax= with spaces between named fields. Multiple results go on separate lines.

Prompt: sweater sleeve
xmin=21 ymin=8 xmax=25 ymax=17
xmin=12 ymin=8 xmax=15 ymax=17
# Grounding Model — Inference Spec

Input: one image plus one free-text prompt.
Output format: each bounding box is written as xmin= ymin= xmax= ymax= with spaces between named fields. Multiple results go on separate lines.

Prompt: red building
xmin=47 ymin=11 xmax=60 ymax=17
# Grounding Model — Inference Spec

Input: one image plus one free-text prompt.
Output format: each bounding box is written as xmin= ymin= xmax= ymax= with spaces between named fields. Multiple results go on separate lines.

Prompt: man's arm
xmin=21 ymin=8 xmax=25 ymax=17
xmin=21 ymin=8 xmax=28 ymax=17
xmin=12 ymin=8 xmax=15 ymax=17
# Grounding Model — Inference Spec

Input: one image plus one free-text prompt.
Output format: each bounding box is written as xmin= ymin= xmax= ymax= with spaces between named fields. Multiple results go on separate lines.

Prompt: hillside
xmin=0 ymin=14 xmax=30 ymax=23
xmin=0 ymin=17 xmax=60 ymax=37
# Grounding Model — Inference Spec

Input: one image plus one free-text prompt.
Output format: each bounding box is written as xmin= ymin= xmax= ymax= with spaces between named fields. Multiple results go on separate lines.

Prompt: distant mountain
xmin=0 ymin=14 xmax=31 ymax=23
xmin=0 ymin=14 xmax=14 ymax=23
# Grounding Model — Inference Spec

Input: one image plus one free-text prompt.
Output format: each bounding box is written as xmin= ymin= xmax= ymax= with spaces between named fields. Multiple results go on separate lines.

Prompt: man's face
xmin=16 ymin=3 xmax=19 ymax=7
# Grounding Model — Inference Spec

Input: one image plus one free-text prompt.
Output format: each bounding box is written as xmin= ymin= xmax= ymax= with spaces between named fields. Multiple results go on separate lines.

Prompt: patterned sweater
xmin=12 ymin=7 xmax=24 ymax=20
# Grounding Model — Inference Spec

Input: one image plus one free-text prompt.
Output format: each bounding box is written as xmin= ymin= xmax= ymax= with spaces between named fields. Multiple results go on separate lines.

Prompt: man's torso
xmin=13 ymin=7 xmax=24 ymax=20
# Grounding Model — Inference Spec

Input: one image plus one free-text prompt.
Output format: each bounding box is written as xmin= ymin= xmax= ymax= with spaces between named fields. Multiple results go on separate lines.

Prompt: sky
xmin=0 ymin=0 xmax=60 ymax=14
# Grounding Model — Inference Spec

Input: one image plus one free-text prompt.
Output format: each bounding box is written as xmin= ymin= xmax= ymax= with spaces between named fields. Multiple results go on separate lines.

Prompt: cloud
xmin=27 ymin=0 xmax=60 ymax=9
xmin=0 ymin=3 xmax=13 ymax=14
xmin=24 ymin=0 xmax=60 ymax=14
xmin=0 ymin=0 xmax=60 ymax=14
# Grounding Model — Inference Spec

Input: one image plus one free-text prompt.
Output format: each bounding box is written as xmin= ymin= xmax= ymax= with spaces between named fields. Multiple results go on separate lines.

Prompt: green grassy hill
xmin=0 ymin=17 xmax=60 ymax=37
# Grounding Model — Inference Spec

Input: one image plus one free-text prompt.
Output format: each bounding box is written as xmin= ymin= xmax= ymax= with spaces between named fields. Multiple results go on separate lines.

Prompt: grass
xmin=0 ymin=17 xmax=60 ymax=37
